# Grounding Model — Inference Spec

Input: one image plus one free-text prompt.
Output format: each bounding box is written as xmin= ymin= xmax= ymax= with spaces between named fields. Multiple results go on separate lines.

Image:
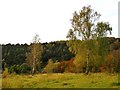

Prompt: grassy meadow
xmin=2 ymin=73 xmax=119 ymax=88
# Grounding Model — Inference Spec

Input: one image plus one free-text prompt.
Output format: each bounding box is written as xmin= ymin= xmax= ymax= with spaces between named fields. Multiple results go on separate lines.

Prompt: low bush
xmin=8 ymin=64 xmax=31 ymax=74
xmin=8 ymin=65 xmax=21 ymax=74
xmin=21 ymin=63 xmax=31 ymax=74
xmin=3 ymin=68 xmax=9 ymax=78
xmin=43 ymin=59 xmax=54 ymax=73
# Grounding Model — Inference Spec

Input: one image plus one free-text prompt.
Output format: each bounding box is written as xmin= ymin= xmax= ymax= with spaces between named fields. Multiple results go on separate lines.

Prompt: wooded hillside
xmin=2 ymin=37 xmax=120 ymax=74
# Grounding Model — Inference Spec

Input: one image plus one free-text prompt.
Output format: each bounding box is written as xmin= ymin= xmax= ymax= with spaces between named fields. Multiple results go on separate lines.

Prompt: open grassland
xmin=2 ymin=73 xmax=119 ymax=88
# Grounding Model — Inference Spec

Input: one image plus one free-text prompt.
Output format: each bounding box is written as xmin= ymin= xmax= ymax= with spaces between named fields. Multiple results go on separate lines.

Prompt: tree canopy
xmin=66 ymin=5 xmax=112 ymax=74
xmin=67 ymin=5 xmax=112 ymax=40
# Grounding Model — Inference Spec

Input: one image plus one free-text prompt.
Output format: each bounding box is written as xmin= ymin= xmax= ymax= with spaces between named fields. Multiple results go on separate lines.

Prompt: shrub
xmin=8 ymin=66 xmax=15 ymax=74
xmin=9 ymin=65 xmax=22 ymax=74
xmin=57 ymin=61 xmax=67 ymax=73
xmin=3 ymin=68 xmax=9 ymax=78
xmin=43 ymin=59 xmax=54 ymax=73
xmin=21 ymin=63 xmax=31 ymax=74
xmin=65 ymin=58 xmax=75 ymax=73
xmin=53 ymin=61 xmax=60 ymax=73
xmin=73 ymin=53 xmax=86 ymax=73
xmin=8 ymin=65 xmax=18 ymax=74
xmin=16 ymin=65 xmax=22 ymax=74
xmin=105 ymin=48 xmax=120 ymax=73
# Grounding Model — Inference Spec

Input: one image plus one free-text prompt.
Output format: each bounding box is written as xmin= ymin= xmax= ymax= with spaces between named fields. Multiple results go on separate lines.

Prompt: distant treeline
xmin=2 ymin=41 xmax=74 ymax=68
xmin=2 ymin=37 xmax=120 ymax=74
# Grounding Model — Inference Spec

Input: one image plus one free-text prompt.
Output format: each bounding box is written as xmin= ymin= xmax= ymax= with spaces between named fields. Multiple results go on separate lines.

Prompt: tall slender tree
xmin=66 ymin=5 xmax=112 ymax=74
xmin=26 ymin=34 xmax=42 ymax=75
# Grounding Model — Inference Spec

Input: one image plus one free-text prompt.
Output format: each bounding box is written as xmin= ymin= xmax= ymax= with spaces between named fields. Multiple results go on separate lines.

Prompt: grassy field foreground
xmin=2 ymin=73 xmax=119 ymax=88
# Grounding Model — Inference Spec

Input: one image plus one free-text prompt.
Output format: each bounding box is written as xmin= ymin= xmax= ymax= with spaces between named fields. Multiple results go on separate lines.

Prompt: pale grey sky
xmin=0 ymin=0 xmax=119 ymax=44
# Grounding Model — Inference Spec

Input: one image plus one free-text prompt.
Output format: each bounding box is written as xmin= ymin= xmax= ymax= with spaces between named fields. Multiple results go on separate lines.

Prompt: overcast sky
xmin=0 ymin=0 xmax=119 ymax=44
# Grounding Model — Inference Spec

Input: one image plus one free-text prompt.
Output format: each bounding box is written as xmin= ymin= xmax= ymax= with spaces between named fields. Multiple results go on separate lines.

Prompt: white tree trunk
xmin=85 ymin=41 xmax=90 ymax=75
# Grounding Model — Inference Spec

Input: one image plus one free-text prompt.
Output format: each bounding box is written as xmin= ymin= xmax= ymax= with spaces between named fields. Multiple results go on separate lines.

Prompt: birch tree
xmin=26 ymin=34 xmax=42 ymax=75
xmin=67 ymin=5 xmax=112 ymax=74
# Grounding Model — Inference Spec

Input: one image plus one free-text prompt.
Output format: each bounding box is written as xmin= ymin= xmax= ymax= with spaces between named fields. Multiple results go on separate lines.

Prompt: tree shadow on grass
xmin=111 ymin=82 xmax=120 ymax=86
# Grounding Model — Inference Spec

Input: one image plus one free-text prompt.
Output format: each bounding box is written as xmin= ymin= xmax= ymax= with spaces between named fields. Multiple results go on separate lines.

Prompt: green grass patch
xmin=2 ymin=73 xmax=119 ymax=88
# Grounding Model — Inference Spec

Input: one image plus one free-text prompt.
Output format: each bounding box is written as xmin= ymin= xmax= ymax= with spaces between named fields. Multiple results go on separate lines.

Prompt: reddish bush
xmin=65 ymin=58 xmax=75 ymax=73
xmin=105 ymin=47 xmax=120 ymax=73
xmin=56 ymin=58 xmax=75 ymax=73
xmin=99 ymin=64 xmax=107 ymax=72
xmin=57 ymin=61 xmax=67 ymax=73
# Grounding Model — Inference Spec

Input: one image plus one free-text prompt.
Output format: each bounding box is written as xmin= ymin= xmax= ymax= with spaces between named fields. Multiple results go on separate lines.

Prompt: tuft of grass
xmin=62 ymin=82 xmax=68 ymax=85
